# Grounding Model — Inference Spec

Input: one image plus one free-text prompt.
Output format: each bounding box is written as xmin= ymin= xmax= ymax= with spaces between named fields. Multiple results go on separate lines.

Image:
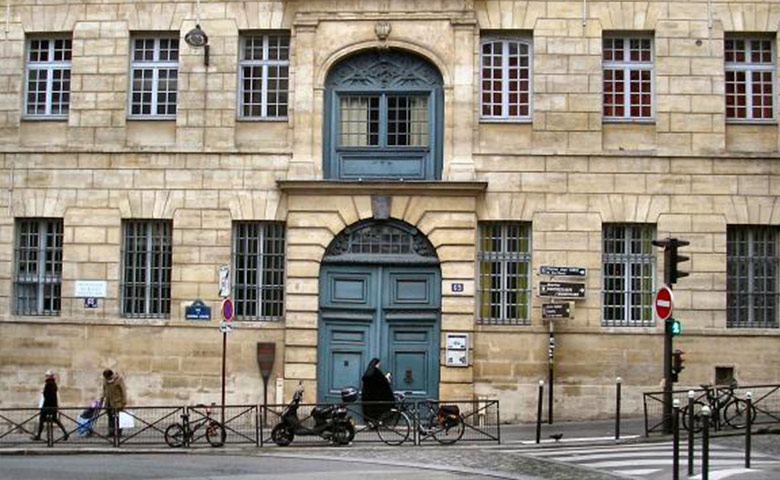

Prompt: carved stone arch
xmin=323 ymin=218 xmax=439 ymax=264
xmin=315 ymin=41 xmax=452 ymax=88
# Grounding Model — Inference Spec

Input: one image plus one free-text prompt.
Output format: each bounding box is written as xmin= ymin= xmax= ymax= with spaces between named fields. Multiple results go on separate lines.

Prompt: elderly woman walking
xmin=32 ymin=371 xmax=68 ymax=441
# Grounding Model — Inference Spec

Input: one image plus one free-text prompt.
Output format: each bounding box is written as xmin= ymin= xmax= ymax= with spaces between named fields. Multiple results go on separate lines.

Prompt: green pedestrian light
xmin=670 ymin=318 xmax=682 ymax=337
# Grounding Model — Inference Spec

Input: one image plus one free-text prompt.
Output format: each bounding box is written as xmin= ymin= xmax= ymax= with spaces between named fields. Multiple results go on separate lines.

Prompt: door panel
xmin=318 ymin=265 xmax=440 ymax=404
xmin=319 ymin=319 xmax=372 ymax=405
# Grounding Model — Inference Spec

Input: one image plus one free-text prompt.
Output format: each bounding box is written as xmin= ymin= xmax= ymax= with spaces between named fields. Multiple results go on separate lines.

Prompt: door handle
xmin=404 ymin=369 xmax=413 ymax=384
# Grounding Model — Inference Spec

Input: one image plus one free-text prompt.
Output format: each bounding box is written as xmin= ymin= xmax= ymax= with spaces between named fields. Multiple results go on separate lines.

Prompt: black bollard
xmin=615 ymin=377 xmax=622 ymax=441
xmin=687 ymin=390 xmax=695 ymax=477
xmin=702 ymin=405 xmax=711 ymax=480
xmin=672 ymin=399 xmax=680 ymax=480
xmin=536 ymin=380 xmax=544 ymax=444
xmin=746 ymin=392 xmax=753 ymax=469
xmin=46 ymin=420 xmax=53 ymax=448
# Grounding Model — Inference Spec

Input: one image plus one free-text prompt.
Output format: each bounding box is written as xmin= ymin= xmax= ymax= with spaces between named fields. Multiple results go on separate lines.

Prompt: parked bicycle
xmin=374 ymin=392 xmax=465 ymax=446
xmin=682 ymin=383 xmax=757 ymax=433
xmin=165 ymin=403 xmax=226 ymax=447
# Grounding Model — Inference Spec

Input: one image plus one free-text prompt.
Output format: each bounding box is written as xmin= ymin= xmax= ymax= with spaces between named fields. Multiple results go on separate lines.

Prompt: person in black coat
xmin=33 ymin=371 xmax=68 ymax=441
xmin=361 ymin=358 xmax=394 ymax=425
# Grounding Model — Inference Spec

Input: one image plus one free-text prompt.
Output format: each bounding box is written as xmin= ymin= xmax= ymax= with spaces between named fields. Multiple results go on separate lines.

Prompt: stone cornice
xmin=277 ymin=180 xmax=488 ymax=196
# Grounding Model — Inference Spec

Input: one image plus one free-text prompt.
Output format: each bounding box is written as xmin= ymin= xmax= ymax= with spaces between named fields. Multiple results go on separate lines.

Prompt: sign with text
xmin=74 ymin=280 xmax=107 ymax=298
xmin=185 ymin=300 xmax=211 ymax=321
xmin=540 ymin=266 xmax=587 ymax=277
xmin=542 ymin=303 xmax=572 ymax=319
xmin=539 ymin=281 xmax=586 ymax=299
xmin=451 ymin=283 xmax=464 ymax=293
xmin=84 ymin=297 xmax=98 ymax=309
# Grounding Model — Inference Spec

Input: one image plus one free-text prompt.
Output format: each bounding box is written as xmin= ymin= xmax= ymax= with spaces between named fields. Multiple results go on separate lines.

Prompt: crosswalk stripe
xmin=518 ymin=444 xmax=733 ymax=457
xmin=612 ymin=469 xmax=662 ymax=475
xmin=551 ymin=451 xmax=767 ymax=461
xmin=577 ymin=459 xmax=778 ymax=469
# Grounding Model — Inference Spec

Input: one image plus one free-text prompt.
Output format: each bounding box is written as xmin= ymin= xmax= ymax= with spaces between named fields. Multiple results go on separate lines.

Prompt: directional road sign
xmin=539 ymin=281 xmax=586 ymax=299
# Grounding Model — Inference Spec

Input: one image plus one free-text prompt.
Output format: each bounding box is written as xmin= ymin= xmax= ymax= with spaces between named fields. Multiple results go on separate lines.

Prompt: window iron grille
xmin=233 ymin=222 xmax=285 ymax=321
xmin=727 ymin=225 xmax=779 ymax=328
xmin=477 ymin=222 xmax=532 ymax=325
xmin=602 ymin=224 xmax=655 ymax=327
xmin=15 ymin=218 xmax=63 ymax=316
xmin=122 ymin=220 xmax=172 ymax=318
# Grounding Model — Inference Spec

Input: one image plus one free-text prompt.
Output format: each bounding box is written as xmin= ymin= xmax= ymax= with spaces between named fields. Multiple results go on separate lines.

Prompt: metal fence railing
xmin=643 ymin=383 xmax=780 ymax=435
xmin=0 ymin=399 xmax=500 ymax=448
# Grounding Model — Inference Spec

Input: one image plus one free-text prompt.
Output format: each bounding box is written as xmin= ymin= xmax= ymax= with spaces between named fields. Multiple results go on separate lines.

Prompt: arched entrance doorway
xmin=317 ymin=219 xmax=441 ymax=404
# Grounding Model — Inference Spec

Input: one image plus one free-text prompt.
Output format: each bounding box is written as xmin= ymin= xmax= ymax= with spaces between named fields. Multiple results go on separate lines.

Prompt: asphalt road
xmin=0 ymin=454 xmax=514 ymax=480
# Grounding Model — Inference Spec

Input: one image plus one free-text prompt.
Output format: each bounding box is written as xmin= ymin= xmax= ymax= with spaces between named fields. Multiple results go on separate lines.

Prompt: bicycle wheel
xmin=205 ymin=421 xmax=226 ymax=447
xmin=682 ymin=401 xmax=705 ymax=434
xmin=432 ymin=414 xmax=465 ymax=445
xmin=271 ymin=423 xmax=294 ymax=447
xmin=376 ymin=410 xmax=411 ymax=446
xmin=723 ymin=399 xmax=757 ymax=430
xmin=164 ymin=423 xmax=185 ymax=448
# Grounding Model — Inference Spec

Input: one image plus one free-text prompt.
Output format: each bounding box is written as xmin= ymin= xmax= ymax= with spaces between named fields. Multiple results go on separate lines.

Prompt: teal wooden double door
xmin=317 ymin=265 xmax=441 ymax=405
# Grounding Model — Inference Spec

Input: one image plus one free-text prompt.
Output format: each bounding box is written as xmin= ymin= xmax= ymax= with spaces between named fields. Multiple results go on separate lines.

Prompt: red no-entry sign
xmin=655 ymin=285 xmax=674 ymax=320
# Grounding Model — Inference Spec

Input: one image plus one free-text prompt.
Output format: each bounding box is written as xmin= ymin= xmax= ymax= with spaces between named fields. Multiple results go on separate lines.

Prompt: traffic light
xmin=548 ymin=336 xmax=555 ymax=360
xmin=669 ymin=317 xmax=682 ymax=337
xmin=652 ymin=238 xmax=690 ymax=285
xmin=671 ymin=349 xmax=685 ymax=383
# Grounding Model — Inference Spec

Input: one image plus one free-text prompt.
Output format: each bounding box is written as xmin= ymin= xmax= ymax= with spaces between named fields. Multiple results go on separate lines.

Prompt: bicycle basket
xmin=437 ymin=405 xmax=460 ymax=428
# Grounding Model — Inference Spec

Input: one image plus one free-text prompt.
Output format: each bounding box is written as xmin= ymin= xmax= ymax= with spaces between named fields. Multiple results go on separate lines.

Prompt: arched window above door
xmin=323 ymin=219 xmax=438 ymax=264
xmin=324 ymin=50 xmax=443 ymax=181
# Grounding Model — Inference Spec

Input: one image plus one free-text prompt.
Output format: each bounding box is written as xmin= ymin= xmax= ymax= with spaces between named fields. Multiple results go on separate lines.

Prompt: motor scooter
xmin=271 ymin=385 xmax=357 ymax=446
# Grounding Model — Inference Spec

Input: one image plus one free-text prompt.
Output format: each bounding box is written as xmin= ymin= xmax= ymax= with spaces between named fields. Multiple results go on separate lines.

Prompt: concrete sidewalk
xmin=499 ymin=416 xmax=646 ymax=445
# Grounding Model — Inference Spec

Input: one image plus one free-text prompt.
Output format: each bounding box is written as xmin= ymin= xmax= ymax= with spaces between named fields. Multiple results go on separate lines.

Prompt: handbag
xmin=118 ymin=411 xmax=135 ymax=429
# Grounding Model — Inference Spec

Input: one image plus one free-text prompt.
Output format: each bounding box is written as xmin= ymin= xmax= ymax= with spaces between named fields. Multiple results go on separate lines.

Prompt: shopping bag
xmin=118 ymin=411 xmax=135 ymax=429
xmin=38 ymin=394 xmax=44 ymax=409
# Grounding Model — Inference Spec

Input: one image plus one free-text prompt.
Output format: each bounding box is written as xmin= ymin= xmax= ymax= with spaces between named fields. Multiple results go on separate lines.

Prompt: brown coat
xmin=102 ymin=373 xmax=127 ymax=409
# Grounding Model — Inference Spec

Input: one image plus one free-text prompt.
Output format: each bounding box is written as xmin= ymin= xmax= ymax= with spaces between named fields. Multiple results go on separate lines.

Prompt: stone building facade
xmin=1 ymin=0 xmax=780 ymax=421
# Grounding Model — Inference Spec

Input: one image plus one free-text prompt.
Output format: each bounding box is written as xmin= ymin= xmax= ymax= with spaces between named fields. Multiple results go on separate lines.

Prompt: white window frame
xmin=128 ymin=36 xmax=179 ymax=120
xmin=724 ymin=36 xmax=777 ymax=123
xmin=479 ymin=36 xmax=533 ymax=122
xmin=238 ymin=33 xmax=290 ymax=120
xmin=23 ymin=37 xmax=71 ymax=119
xmin=602 ymin=35 xmax=655 ymax=122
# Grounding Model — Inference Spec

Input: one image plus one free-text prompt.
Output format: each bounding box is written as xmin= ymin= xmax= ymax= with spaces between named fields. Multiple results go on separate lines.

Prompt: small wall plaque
xmin=185 ymin=299 xmax=212 ymax=321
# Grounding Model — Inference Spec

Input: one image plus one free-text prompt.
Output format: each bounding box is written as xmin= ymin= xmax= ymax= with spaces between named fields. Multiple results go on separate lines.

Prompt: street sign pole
xmin=655 ymin=285 xmax=675 ymax=435
xmin=548 ymin=320 xmax=554 ymax=425
xmin=221 ymin=329 xmax=227 ymax=424
xmin=220 ymin=298 xmax=234 ymax=425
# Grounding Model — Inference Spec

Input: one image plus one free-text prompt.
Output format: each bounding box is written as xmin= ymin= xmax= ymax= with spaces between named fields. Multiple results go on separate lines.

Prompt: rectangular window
xmin=15 ymin=218 xmax=63 ymax=316
xmin=477 ymin=222 xmax=532 ymax=325
xmin=603 ymin=36 xmax=653 ymax=120
xmin=122 ymin=220 xmax=172 ymax=318
xmin=602 ymin=224 xmax=655 ymax=326
xmin=239 ymin=33 xmax=290 ymax=119
xmin=129 ymin=36 xmax=179 ymax=118
xmin=480 ymin=37 xmax=532 ymax=120
xmin=338 ymin=95 xmax=429 ymax=148
xmin=725 ymin=37 xmax=775 ymax=121
xmin=233 ymin=222 xmax=285 ymax=321
xmin=727 ymin=226 xmax=779 ymax=328
xmin=25 ymin=37 xmax=71 ymax=118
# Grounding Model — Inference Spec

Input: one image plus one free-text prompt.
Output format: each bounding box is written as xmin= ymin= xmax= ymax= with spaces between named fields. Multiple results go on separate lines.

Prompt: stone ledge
xmin=277 ymin=180 xmax=488 ymax=197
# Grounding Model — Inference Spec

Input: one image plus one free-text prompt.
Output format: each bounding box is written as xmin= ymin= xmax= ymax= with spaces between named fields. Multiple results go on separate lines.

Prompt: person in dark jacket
xmin=32 ymin=371 xmax=68 ymax=441
xmin=361 ymin=358 xmax=394 ymax=425
xmin=102 ymin=369 xmax=127 ymax=437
